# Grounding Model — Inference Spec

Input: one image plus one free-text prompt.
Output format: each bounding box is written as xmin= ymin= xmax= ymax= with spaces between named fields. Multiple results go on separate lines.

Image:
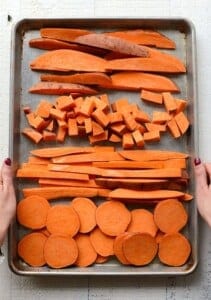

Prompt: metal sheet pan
xmin=9 ymin=18 xmax=198 ymax=276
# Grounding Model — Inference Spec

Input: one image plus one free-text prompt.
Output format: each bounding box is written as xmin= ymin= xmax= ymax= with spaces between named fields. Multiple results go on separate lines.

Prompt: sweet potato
xmin=17 ymin=195 xmax=50 ymax=230
xmin=38 ymin=178 xmax=100 ymax=188
xmin=162 ymin=92 xmax=177 ymax=112
xmin=119 ymin=150 xmax=189 ymax=161
xmin=140 ymin=89 xmax=163 ymax=104
xmin=16 ymin=167 xmax=89 ymax=181
xmin=44 ymin=234 xmax=78 ymax=268
xmin=18 ymin=232 xmax=47 ymax=267
xmin=109 ymin=188 xmax=185 ymax=200
xmin=106 ymin=72 xmax=179 ymax=93
xmin=106 ymin=46 xmax=186 ymax=73
xmin=127 ymin=209 xmax=158 ymax=237
xmin=96 ymin=200 xmax=131 ymax=236
xmin=41 ymin=72 xmax=112 ymax=86
xmin=122 ymin=233 xmax=158 ymax=266
xmin=30 ymin=49 xmax=107 ymax=72
xmin=113 ymin=233 xmax=132 ymax=265
xmin=100 ymin=168 xmax=182 ymax=178
xmin=30 ymin=146 xmax=95 ymax=158
xmin=153 ymin=199 xmax=188 ymax=233
xmin=104 ymin=29 xmax=176 ymax=49
xmin=89 ymin=227 xmax=115 ymax=256
xmin=122 ymin=132 xmax=134 ymax=149
xmin=51 ymin=151 xmax=124 ymax=164
xmin=22 ymin=128 xmax=43 ymax=144
xmin=22 ymin=187 xmax=104 ymax=200
xmin=46 ymin=205 xmax=80 ymax=236
xmin=92 ymin=160 xmax=164 ymax=169
xmin=75 ymin=233 xmax=97 ymax=267
xmin=71 ymin=197 xmax=97 ymax=233
xmin=143 ymin=130 xmax=160 ymax=142
xmin=174 ymin=111 xmax=190 ymax=135
xmin=75 ymin=33 xmax=149 ymax=57
xmin=29 ymin=81 xmax=97 ymax=96
xmin=40 ymin=28 xmax=92 ymax=42
xmin=48 ymin=164 xmax=101 ymax=176
xmin=158 ymin=233 xmax=191 ymax=266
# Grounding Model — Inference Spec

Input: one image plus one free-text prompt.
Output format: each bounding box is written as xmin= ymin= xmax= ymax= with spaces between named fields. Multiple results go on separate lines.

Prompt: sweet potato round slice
xmin=46 ymin=205 xmax=80 ymax=236
xmin=113 ymin=232 xmax=132 ymax=265
xmin=154 ymin=199 xmax=188 ymax=233
xmin=127 ymin=209 xmax=158 ymax=237
xmin=96 ymin=200 xmax=131 ymax=236
xmin=158 ymin=233 xmax=191 ymax=266
xmin=90 ymin=227 xmax=114 ymax=257
xmin=75 ymin=233 xmax=97 ymax=267
xmin=71 ymin=197 xmax=97 ymax=233
xmin=17 ymin=195 xmax=50 ymax=229
xmin=44 ymin=234 xmax=78 ymax=268
xmin=18 ymin=232 xmax=47 ymax=267
xmin=122 ymin=232 xmax=158 ymax=266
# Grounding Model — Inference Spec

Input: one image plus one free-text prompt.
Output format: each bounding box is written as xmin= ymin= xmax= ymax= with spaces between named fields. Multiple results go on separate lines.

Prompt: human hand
xmin=194 ymin=158 xmax=211 ymax=227
xmin=0 ymin=158 xmax=16 ymax=246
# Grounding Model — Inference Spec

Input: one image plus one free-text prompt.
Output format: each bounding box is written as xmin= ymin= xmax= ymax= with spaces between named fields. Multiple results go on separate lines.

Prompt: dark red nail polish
xmin=194 ymin=158 xmax=201 ymax=166
xmin=4 ymin=158 xmax=11 ymax=166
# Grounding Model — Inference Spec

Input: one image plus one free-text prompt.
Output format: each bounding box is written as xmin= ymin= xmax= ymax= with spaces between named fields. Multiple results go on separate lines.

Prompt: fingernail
xmin=194 ymin=157 xmax=201 ymax=166
xmin=4 ymin=158 xmax=11 ymax=166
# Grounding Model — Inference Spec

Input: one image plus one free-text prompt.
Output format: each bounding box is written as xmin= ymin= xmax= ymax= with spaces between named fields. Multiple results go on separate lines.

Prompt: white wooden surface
xmin=0 ymin=0 xmax=211 ymax=299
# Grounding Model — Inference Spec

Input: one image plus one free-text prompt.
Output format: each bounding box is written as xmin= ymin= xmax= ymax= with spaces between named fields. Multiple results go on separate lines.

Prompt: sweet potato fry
xmin=30 ymin=146 xmax=95 ymax=158
xmin=40 ymin=28 xmax=92 ymax=42
xmin=119 ymin=150 xmax=189 ymax=161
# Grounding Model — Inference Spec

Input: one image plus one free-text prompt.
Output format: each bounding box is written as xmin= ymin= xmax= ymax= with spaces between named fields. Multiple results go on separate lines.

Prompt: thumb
xmin=194 ymin=159 xmax=208 ymax=192
xmin=1 ymin=158 xmax=14 ymax=187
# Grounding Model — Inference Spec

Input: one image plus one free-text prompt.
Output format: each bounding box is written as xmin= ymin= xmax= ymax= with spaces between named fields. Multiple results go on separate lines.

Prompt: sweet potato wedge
xmin=40 ymin=28 xmax=92 ymax=42
xmin=104 ymin=29 xmax=176 ymax=49
xmin=29 ymin=81 xmax=97 ymax=95
xmin=105 ymin=72 xmax=179 ymax=93
xmin=41 ymin=72 xmax=112 ymax=86
xmin=75 ymin=33 xmax=149 ymax=57
xmin=106 ymin=46 xmax=186 ymax=73
xmin=30 ymin=49 xmax=107 ymax=72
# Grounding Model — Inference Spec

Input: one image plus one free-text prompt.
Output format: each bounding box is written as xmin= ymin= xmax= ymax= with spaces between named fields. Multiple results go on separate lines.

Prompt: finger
xmin=1 ymin=158 xmax=14 ymax=188
xmin=194 ymin=159 xmax=208 ymax=192
xmin=205 ymin=163 xmax=211 ymax=182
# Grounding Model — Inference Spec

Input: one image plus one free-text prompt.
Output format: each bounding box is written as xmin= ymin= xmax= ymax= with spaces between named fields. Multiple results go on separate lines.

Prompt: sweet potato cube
xmin=84 ymin=118 xmax=92 ymax=134
xmin=109 ymin=112 xmax=123 ymax=124
xmin=36 ymin=99 xmax=53 ymax=118
xmin=92 ymin=108 xmax=110 ymax=128
xmin=132 ymin=129 xmax=144 ymax=147
xmin=109 ymin=133 xmax=121 ymax=143
xmin=152 ymin=111 xmax=171 ymax=124
xmin=122 ymin=132 xmax=134 ymax=149
xmin=162 ymin=92 xmax=177 ymax=113
xmin=167 ymin=118 xmax=181 ymax=138
xmin=68 ymin=118 xmax=78 ymax=136
xmin=89 ymin=130 xmax=108 ymax=144
xmin=50 ymin=108 xmax=66 ymax=120
xmin=22 ymin=128 xmax=43 ymax=144
xmin=141 ymin=90 xmax=163 ymax=104
xmin=174 ymin=112 xmax=190 ymax=134
xmin=92 ymin=120 xmax=104 ymax=136
xmin=122 ymin=112 xmax=138 ymax=131
xmin=79 ymin=97 xmax=95 ymax=116
xmin=56 ymin=126 xmax=67 ymax=142
xmin=144 ymin=130 xmax=160 ymax=142
xmin=56 ymin=95 xmax=75 ymax=111
xmin=42 ymin=130 xmax=57 ymax=141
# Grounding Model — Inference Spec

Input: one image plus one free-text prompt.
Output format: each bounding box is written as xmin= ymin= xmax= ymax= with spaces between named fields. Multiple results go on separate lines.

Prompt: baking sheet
xmin=9 ymin=18 xmax=198 ymax=276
